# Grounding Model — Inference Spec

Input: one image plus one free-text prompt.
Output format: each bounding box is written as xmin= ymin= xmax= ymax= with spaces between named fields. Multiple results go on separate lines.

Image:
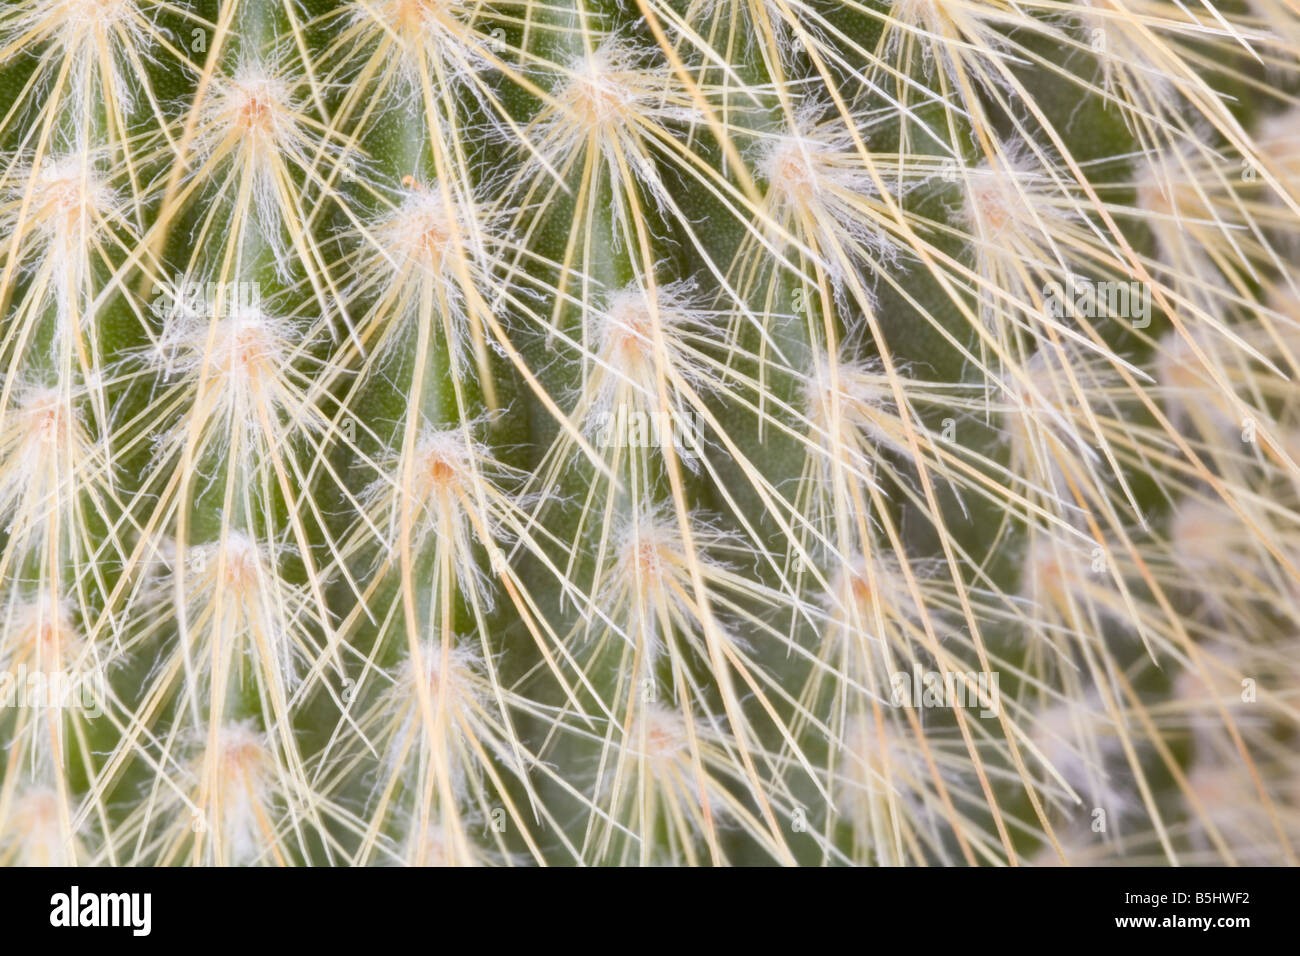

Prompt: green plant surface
xmin=1 ymin=0 xmax=1299 ymax=866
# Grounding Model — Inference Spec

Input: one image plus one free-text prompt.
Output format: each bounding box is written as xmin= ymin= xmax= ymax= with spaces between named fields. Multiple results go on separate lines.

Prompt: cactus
xmin=0 ymin=0 xmax=1298 ymax=867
